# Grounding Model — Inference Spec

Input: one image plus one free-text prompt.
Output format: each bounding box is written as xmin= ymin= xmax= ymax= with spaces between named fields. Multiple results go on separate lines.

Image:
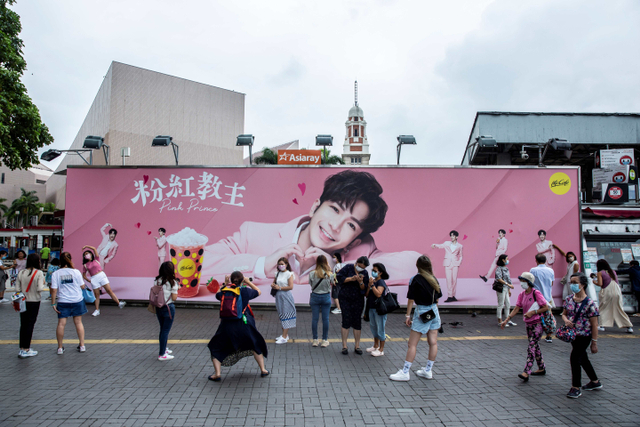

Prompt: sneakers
xmin=390 ymin=370 xmax=410 ymax=381
xmin=57 ymin=348 xmax=65 ymax=355
xmin=312 ymin=339 xmax=319 ymax=347
xmin=597 ymin=326 xmax=605 ymax=331
xmin=275 ymin=336 xmax=289 ymax=345
xmin=416 ymin=368 xmax=433 ymax=379
xmin=92 ymin=309 xmax=100 ymax=317
xmin=566 ymin=387 xmax=582 ymax=399
xmin=545 ymin=337 xmax=553 ymax=343
xmin=0 ymin=298 xmax=11 ymax=304
xmin=118 ymin=301 xmax=127 ymax=309
xmin=366 ymin=346 xmax=378 ymax=353
xmin=18 ymin=349 xmax=38 ymax=358
xmin=508 ymin=320 xmax=517 ymax=326
xmin=320 ymin=340 xmax=330 ymax=348
xmin=626 ymin=327 xmax=633 ymax=334
xmin=165 ymin=348 xmax=173 ymax=354
xmin=371 ymin=349 xmax=384 ymax=357
xmin=582 ymin=381 xmax=603 ymax=390
xmin=77 ymin=345 xmax=86 ymax=353
xmin=331 ymin=308 xmax=342 ymax=314
xmin=158 ymin=354 xmax=174 ymax=361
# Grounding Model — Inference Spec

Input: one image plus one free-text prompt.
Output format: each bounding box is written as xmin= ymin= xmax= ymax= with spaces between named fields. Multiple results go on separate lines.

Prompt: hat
xmin=518 ymin=272 xmax=535 ymax=287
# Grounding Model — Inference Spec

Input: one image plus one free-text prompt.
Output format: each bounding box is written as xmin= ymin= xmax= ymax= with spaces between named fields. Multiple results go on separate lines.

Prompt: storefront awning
xmin=583 ymin=207 xmax=640 ymax=218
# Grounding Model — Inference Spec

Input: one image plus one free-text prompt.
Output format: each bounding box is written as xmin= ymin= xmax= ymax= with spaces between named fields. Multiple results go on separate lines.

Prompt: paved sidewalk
xmin=0 ymin=301 xmax=638 ymax=427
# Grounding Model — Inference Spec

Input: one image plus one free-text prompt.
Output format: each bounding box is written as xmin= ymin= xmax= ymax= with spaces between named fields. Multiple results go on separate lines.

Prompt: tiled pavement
xmin=0 ymin=300 xmax=639 ymax=427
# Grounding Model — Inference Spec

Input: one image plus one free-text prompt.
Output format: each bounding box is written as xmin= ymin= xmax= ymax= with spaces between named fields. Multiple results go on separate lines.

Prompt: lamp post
xmin=236 ymin=134 xmax=255 ymax=165
xmin=83 ymin=136 xmax=109 ymax=165
xmin=396 ymin=135 xmax=417 ymax=165
xmin=315 ymin=134 xmax=333 ymax=164
xmin=151 ymin=136 xmax=179 ymax=165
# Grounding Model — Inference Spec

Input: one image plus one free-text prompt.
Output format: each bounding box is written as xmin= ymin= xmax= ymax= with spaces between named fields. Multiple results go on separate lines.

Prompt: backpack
xmin=220 ymin=286 xmax=243 ymax=319
xmin=149 ymin=280 xmax=173 ymax=318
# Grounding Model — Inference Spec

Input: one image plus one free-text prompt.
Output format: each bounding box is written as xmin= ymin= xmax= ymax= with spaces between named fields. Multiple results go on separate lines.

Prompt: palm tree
xmin=321 ymin=148 xmax=345 ymax=165
xmin=8 ymin=189 xmax=40 ymax=227
xmin=253 ymin=147 xmax=278 ymax=165
xmin=0 ymin=198 xmax=8 ymax=227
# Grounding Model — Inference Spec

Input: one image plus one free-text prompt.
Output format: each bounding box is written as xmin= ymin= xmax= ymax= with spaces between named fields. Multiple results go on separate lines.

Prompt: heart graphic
xmin=509 ymin=229 xmax=513 ymax=233
xmin=147 ymin=231 xmax=152 ymax=235
xmin=134 ymin=223 xmax=141 ymax=229
xmin=298 ymin=183 xmax=306 ymax=196
xmin=292 ymin=198 xmax=298 ymax=205
xmin=463 ymin=235 xmax=468 ymax=240
xmin=143 ymin=175 xmax=149 ymax=185
xmin=510 ymin=222 xmax=513 ymax=224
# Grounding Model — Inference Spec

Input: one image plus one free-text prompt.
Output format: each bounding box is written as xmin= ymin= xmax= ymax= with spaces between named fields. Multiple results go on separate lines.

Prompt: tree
xmin=0 ymin=0 xmax=54 ymax=170
xmin=321 ymin=148 xmax=345 ymax=165
xmin=253 ymin=147 xmax=278 ymax=165
xmin=8 ymin=188 xmax=39 ymax=227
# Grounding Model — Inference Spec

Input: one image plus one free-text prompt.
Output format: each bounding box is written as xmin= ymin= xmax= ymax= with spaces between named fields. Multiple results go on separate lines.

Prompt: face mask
xmin=570 ymin=284 xmax=581 ymax=294
xmin=521 ymin=282 xmax=530 ymax=290
xmin=355 ymin=266 xmax=364 ymax=272
xmin=505 ymin=260 xmax=509 ymax=265
xmin=1 ymin=255 xmax=6 ymax=260
xmin=278 ymin=264 xmax=286 ymax=272
xmin=372 ymin=271 xmax=379 ymax=278
xmin=84 ymin=254 xmax=92 ymax=260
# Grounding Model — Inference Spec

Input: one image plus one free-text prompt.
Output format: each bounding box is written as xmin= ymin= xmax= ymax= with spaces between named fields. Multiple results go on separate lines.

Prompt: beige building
xmin=46 ymin=61 xmax=246 ymax=208
xmin=0 ymin=164 xmax=53 ymax=222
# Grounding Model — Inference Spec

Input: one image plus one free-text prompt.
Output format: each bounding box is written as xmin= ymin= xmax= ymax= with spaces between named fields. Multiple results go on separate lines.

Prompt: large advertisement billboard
xmin=64 ymin=166 xmax=581 ymax=306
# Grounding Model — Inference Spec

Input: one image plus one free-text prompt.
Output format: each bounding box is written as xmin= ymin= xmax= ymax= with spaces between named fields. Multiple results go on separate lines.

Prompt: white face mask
xmin=355 ymin=266 xmax=364 ymax=272
xmin=278 ymin=264 xmax=286 ymax=272
xmin=84 ymin=254 xmax=92 ymax=260
xmin=521 ymin=283 xmax=530 ymax=290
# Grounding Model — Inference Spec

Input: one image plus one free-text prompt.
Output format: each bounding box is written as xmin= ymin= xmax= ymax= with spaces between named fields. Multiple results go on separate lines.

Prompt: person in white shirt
xmin=431 ymin=230 xmax=463 ymax=302
xmin=50 ymin=252 xmax=88 ymax=355
xmin=331 ymin=252 xmax=344 ymax=314
xmin=530 ymin=253 xmax=555 ymax=343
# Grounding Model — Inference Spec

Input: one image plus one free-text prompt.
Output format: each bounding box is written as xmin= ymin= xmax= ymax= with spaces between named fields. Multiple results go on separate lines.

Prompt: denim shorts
xmin=57 ymin=301 xmax=87 ymax=318
xmin=411 ymin=304 xmax=441 ymax=334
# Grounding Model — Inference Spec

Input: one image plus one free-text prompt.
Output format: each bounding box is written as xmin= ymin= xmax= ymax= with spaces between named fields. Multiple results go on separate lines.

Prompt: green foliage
xmin=0 ymin=197 xmax=8 ymax=216
xmin=8 ymin=187 xmax=39 ymax=226
xmin=321 ymin=148 xmax=345 ymax=165
xmin=253 ymin=147 xmax=278 ymax=165
xmin=0 ymin=0 xmax=54 ymax=170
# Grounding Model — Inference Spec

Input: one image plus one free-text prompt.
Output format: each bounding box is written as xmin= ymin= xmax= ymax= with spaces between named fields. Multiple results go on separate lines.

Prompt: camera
xmin=520 ymin=150 xmax=529 ymax=160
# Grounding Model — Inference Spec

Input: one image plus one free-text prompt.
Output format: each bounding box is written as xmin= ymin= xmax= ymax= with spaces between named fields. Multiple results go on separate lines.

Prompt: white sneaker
xmin=57 ymin=348 xmax=64 ymax=355
xmin=371 ymin=349 xmax=384 ymax=357
xmin=312 ymin=339 xmax=319 ymax=347
xmin=331 ymin=308 xmax=342 ymax=314
xmin=0 ymin=298 xmax=11 ymax=304
xmin=366 ymin=346 xmax=378 ymax=353
xmin=626 ymin=327 xmax=633 ymax=334
xmin=508 ymin=320 xmax=517 ymax=326
xmin=416 ymin=368 xmax=433 ymax=379
xmin=165 ymin=348 xmax=173 ymax=354
xmin=18 ymin=349 xmax=37 ymax=358
xmin=504 ymin=323 xmax=510 ymax=327
xmin=320 ymin=340 xmax=330 ymax=348
xmin=598 ymin=326 xmax=605 ymax=331
xmin=158 ymin=354 xmax=174 ymax=361
xmin=276 ymin=336 xmax=289 ymax=345
xmin=77 ymin=345 xmax=86 ymax=353
xmin=92 ymin=310 xmax=100 ymax=317
xmin=390 ymin=370 xmax=410 ymax=381
xmin=118 ymin=301 xmax=126 ymax=309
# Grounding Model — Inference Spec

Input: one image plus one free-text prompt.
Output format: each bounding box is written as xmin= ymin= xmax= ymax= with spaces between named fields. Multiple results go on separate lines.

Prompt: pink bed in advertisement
xmin=64 ymin=166 xmax=581 ymax=306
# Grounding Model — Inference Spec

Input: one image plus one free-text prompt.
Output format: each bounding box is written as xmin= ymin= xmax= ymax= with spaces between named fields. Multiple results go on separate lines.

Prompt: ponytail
xmin=60 ymin=252 xmax=74 ymax=269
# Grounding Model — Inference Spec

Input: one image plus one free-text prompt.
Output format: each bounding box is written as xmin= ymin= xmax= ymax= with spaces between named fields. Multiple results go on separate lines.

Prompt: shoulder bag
xmin=375 ymin=282 xmax=399 ymax=315
xmin=12 ymin=270 xmax=37 ymax=313
xmin=556 ymin=297 xmax=589 ymax=343
xmin=270 ymin=272 xmax=280 ymax=297
xmin=418 ymin=286 xmax=437 ymax=323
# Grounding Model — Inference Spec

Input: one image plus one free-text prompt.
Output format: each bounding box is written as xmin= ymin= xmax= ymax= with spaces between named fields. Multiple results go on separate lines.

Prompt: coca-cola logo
xmin=608 ymin=186 xmax=623 ymax=200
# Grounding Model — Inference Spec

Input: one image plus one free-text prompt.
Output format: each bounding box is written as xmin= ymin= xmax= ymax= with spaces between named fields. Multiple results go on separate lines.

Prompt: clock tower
xmin=342 ymin=81 xmax=370 ymax=165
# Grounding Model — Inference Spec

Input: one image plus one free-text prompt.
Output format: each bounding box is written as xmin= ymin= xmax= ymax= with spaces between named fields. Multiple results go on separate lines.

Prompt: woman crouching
xmin=207 ymin=271 xmax=269 ymax=381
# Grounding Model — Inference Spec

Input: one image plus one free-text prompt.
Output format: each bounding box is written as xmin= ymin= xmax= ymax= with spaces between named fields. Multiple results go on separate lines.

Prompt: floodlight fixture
xmin=476 ymin=135 xmax=497 ymax=148
xmin=316 ymin=135 xmax=333 ymax=164
xmin=152 ymin=135 xmax=179 ymax=165
xmin=396 ymin=135 xmax=417 ymax=165
xmin=40 ymin=148 xmax=93 ymax=165
xmin=41 ymin=149 xmax=62 ymax=162
xmin=83 ymin=135 xmax=109 ymax=164
xmin=548 ymin=138 xmax=571 ymax=151
xmin=236 ymin=134 xmax=255 ymax=165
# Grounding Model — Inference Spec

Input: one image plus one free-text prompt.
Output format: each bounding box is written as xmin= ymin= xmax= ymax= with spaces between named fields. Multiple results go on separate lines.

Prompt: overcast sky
xmin=13 ymin=0 xmax=640 ymax=168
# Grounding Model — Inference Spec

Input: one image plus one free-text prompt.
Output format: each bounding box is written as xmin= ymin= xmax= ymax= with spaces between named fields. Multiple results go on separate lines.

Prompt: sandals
xmin=354 ymin=348 xmax=363 ymax=355
xmin=342 ymin=348 xmax=348 ymax=355
xmin=208 ymin=375 xmax=221 ymax=382
xmin=260 ymin=370 xmax=270 ymax=377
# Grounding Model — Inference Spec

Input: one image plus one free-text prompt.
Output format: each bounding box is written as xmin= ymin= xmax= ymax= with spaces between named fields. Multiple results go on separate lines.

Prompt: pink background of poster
xmin=64 ymin=166 xmax=581 ymax=306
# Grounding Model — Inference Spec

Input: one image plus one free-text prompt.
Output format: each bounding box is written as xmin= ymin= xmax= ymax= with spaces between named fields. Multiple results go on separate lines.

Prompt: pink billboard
xmin=64 ymin=166 xmax=581 ymax=306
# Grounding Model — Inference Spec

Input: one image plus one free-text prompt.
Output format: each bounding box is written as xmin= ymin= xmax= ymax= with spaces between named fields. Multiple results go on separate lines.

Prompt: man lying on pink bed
xmin=201 ymin=170 xmax=421 ymax=286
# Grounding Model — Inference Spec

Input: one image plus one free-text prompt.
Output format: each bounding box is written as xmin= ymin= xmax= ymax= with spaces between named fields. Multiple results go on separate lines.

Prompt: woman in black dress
xmin=336 ymin=256 xmax=370 ymax=355
xmin=207 ymin=271 xmax=269 ymax=381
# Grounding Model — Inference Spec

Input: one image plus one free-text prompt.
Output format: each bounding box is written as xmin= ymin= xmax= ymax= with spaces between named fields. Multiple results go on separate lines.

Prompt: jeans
xmin=19 ymin=301 xmax=40 ymax=348
xmin=570 ymin=335 xmax=598 ymax=387
xmin=156 ymin=304 xmax=175 ymax=356
xmin=310 ymin=293 xmax=331 ymax=340
xmin=369 ymin=308 xmax=387 ymax=341
xmin=496 ymin=288 xmax=511 ymax=320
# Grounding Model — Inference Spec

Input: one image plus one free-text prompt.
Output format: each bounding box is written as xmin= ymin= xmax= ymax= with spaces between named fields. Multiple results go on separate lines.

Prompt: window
xmin=36 ymin=179 xmax=46 ymax=184
xmin=1 ymin=173 xmax=4 ymax=184
xmin=354 ymin=128 xmax=359 ymax=137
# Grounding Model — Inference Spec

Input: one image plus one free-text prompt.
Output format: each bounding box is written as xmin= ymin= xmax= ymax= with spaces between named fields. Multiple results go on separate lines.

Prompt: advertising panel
xmin=599 ymin=148 xmax=635 ymax=168
xmin=592 ymin=166 xmax=633 ymax=186
xmin=277 ymin=149 xmax=322 ymax=165
xmin=65 ymin=167 xmax=581 ymax=306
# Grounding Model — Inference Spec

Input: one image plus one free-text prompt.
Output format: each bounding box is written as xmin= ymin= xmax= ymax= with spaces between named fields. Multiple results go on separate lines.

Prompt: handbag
xmin=556 ymin=297 xmax=589 ymax=343
xmin=375 ymin=282 xmax=399 ymax=315
xmin=12 ymin=270 xmax=37 ymax=313
xmin=418 ymin=286 xmax=437 ymax=323
xmin=83 ymin=287 xmax=96 ymax=304
xmin=540 ymin=310 xmax=557 ymax=335
xmin=492 ymin=281 xmax=504 ymax=292
xmin=271 ymin=272 xmax=280 ymax=297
